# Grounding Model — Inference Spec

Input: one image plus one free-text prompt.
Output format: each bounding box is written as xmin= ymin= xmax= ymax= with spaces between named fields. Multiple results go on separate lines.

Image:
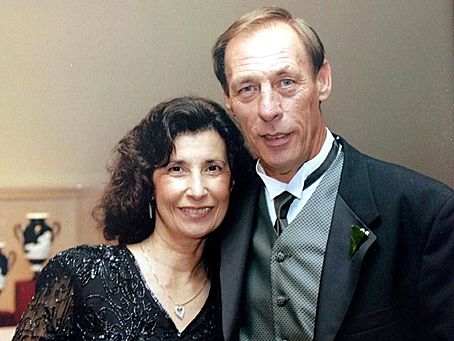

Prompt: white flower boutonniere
xmin=349 ymin=224 xmax=370 ymax=260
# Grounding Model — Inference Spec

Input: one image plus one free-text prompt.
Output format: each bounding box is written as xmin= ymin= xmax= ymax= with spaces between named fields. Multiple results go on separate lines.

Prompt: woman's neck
xmin=141 ymin=231 xmax=206 ymax=282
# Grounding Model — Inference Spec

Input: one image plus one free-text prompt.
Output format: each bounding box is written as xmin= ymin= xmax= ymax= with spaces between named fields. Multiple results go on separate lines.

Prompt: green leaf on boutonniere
xmin=349 ymin=224 xmax=370 ymax=260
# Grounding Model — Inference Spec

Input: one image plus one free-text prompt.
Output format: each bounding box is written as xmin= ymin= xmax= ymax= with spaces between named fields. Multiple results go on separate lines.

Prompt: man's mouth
xmin=261 ymin=133 xmax=291 ymax=147
xmin=263 ymin=133 xmax=288 ymax=140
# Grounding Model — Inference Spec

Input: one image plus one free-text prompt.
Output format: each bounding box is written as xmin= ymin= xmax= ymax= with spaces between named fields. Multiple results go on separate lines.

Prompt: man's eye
xmin=281 ymin=79 xmax=294 ymax=87
xmin=239 ymin=85 xmax=254 ymax=94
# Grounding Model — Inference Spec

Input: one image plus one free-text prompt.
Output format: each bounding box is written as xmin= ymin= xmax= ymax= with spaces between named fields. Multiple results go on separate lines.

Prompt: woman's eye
xmin=206 ymin=163 xmax=226 ymax=175
xmin=207 ymin=165 xmax=221 ymax=172
xmin=168 ymin=166 xmax=183 ymax=173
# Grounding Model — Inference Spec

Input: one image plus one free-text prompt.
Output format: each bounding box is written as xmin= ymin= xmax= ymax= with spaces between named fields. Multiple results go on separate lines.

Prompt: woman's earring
xmin=148 ymin=202 xmax=153 ymax=219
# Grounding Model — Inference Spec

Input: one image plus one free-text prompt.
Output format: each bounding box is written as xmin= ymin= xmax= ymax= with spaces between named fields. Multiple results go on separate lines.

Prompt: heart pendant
xmin=174 ymin=305 xmax=185 ymax=320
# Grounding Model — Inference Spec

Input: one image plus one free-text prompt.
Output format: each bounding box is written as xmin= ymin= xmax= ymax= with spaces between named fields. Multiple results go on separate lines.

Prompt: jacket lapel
xmin=315 ymin=137 xmax=379 ymax=340
xmin=220 ymin=177 xmax=261 ymax=341
xmin=314 ymin=195 xmax=377 ymax=340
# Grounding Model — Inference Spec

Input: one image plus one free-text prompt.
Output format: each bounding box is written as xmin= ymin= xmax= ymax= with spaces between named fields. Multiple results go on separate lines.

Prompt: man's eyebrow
xmin=275 ymin=64 xmax=297 ymax=75
xmin=230 ymin=76 xmax=254 ymax=89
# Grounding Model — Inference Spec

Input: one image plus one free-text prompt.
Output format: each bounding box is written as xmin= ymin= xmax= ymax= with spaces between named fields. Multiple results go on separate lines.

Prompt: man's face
xmin=224 ymin=22 xmax=331 ymax=183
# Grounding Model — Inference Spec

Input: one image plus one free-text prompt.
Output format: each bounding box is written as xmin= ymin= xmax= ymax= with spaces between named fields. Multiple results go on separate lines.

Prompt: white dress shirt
xmin=256 ymin=128 xmax=340 ymax=225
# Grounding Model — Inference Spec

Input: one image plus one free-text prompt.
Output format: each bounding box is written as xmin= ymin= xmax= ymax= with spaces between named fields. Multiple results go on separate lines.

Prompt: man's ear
xmin=223 ymin=92 xmax=234 ymax=116
xmin=317 ymin=59 xmax=332 ymax=102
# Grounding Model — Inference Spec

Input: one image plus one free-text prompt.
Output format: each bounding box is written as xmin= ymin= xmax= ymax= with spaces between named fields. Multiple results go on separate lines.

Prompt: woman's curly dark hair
xmin=92 ymin=96 xmax=253 ymax=245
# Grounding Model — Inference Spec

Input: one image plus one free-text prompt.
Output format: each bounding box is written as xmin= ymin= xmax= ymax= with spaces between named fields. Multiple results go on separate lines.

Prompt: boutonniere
xmin=349 ymin=225 xmax=370 ymax=260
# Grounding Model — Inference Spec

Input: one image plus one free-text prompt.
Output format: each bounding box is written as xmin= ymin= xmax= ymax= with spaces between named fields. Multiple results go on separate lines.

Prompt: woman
xmin=13 ymin=97 xmax=253 ymax=340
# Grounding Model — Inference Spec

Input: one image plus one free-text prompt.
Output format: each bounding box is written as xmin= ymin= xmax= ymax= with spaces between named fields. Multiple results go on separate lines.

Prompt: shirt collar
xmin=256 ymin=128 xmax=335 ymax=200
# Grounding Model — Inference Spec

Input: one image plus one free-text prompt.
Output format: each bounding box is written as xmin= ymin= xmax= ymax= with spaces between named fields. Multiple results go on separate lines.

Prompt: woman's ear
xmin=317 ymin=59 xmax=332 ymax=102
xmin=230 ymin=179 xmax=235 ymax=192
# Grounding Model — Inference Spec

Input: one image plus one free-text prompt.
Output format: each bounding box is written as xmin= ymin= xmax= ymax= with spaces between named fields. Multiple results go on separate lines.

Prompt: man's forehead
xmin=225 ymin=23 xmax=306 ymax=66
xmin=224 ymin=25 xmax=309 ymax=84
xmin=228 ymin=22 xmax=298 ymax=49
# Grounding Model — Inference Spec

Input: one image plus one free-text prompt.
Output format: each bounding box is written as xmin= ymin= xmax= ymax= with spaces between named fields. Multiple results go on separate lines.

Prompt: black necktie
xmin=273 ymin=140 xmax=339 ymax=235
xmin=274 ymin=191 xmax=295 ymax=235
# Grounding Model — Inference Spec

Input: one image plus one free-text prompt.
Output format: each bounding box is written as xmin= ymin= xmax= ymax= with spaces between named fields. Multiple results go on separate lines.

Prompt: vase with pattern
xmin=0 ymin=242 xmax=16 ymax=292
xmin=14 ymin=212 xmax=61 ymax=278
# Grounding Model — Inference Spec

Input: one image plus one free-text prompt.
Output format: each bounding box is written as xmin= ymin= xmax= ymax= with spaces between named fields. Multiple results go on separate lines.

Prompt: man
xmin=212 ymin=7 xmax=454 ymax=341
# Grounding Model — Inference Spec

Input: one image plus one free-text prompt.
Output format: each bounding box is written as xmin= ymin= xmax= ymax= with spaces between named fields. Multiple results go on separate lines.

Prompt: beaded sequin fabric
xmin=13 ymin=244 xmax=223 ymax=340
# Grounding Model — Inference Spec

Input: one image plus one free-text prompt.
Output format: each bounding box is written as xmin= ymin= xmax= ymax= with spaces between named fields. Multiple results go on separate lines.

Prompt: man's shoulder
xmin=340 ymin=137 xmax=453 ymax=199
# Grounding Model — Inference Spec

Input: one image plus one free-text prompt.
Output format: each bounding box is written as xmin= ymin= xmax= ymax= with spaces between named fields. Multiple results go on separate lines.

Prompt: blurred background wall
xmin=1 ymin=0 xmax=452 ymax=189
xmin=0 ymin=0 xmax=452 ymax=313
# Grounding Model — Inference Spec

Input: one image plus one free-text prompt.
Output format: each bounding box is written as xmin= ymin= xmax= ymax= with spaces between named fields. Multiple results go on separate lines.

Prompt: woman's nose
xmin=186 ymin=174 xmax=207 ymax=200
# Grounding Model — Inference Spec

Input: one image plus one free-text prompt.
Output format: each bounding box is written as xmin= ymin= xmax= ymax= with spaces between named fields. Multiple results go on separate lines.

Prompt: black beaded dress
xmin=13 ymin=244 xmax=223 ymax=340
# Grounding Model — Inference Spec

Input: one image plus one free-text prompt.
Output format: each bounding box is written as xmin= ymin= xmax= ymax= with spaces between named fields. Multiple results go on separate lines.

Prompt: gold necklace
xmin=140 ymin=243 xmax=208 ymax=320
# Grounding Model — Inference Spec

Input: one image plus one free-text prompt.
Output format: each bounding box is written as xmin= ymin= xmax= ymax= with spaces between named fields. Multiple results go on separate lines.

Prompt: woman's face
xmin=152 ymin=130 xmax=231 ymax=244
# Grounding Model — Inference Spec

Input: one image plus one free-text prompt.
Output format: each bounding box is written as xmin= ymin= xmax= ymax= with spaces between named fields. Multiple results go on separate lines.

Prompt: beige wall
xmin=0 ymin=0 xmax=452 ymax=189
xmin=0 ymin=0 xmax=452 ymax=313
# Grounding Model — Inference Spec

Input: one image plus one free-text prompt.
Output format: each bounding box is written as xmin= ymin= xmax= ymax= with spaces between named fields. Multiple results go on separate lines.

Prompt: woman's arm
xmin=13 ymin=254 xmax=75 ymax=340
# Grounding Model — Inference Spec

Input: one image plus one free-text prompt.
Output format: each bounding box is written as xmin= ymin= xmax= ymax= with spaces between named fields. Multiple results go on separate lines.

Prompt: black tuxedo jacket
xmin=219 ymin=137 xmax=454 ymax=340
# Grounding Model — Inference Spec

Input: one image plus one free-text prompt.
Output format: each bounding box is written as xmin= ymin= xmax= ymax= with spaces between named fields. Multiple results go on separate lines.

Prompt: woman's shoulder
xmin=55 ymin=244 xmax=124 ymax=259
xmin=49 ymin=244 xmax=125 ymax=266
xmin=38 ymin=244 xmax=132 ymax=286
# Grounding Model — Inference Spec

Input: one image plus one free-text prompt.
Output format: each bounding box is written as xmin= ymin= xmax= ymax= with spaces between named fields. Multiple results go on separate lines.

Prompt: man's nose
xmin=258 ymin=87 xmax=281 ymax=122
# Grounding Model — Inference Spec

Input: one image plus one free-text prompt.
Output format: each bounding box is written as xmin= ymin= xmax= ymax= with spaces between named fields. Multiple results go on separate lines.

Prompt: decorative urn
xmin=0 ymin=241 xmax=16 ymax=292
xmin=14 ymin=212 xmax=61 ymax=277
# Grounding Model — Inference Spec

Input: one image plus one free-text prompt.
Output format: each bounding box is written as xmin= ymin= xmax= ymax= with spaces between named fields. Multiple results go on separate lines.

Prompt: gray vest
xmin=240 ymin=151 xmax=344 ymax=341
